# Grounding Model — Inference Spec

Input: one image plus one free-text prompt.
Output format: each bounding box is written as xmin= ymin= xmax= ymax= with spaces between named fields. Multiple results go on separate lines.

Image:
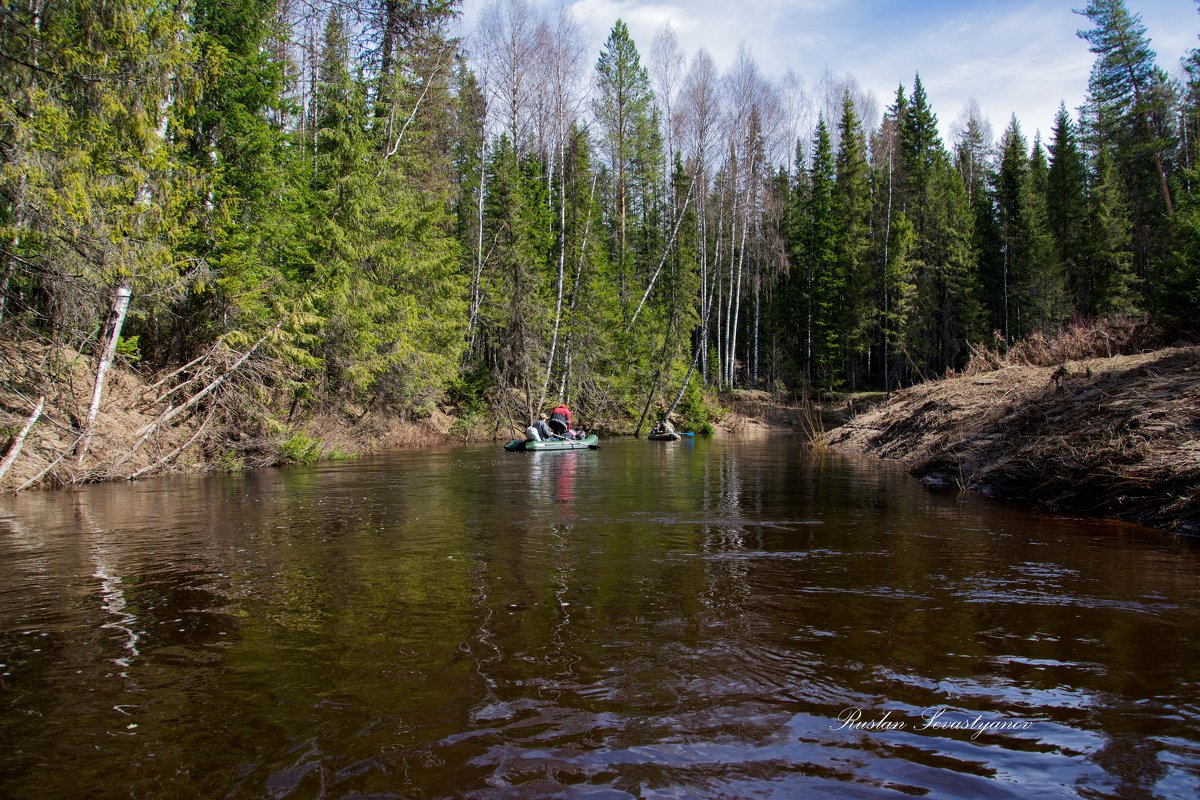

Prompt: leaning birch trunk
xmin=0 ymin=395 xmax=44 ymax=483
xmin=626 ymin=178 xmax=695 ymax=330
xmin=665 ymin=267 xmax=720 ymax=420
xmin=557 ymin=174 xmax=600 ymax=402
xmin=724 ymin=190 xmax=738 ymax=389
xmin=633 ymin=313 xmax=678 ymax=438
xmin=77 ymin=282 xmax=132 ymax=465
xmin=128 ymin=404 xmax=216 ymax=481
xmin=537 ymin=135 xmax=569 ymax=412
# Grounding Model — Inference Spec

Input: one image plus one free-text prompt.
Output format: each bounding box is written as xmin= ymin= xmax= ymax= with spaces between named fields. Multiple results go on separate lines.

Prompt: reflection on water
xmin=1 ymin=437 xmax=1198 ymax=798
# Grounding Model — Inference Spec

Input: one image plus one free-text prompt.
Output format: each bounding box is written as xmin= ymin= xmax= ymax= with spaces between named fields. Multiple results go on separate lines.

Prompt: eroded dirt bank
xmin=825 ymin=346 xmax=1200 ymax=532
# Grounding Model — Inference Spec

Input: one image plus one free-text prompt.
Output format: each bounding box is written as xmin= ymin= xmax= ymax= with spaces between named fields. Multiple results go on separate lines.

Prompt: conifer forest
xmin=2 ymin=0 xmax=1198 ymax=440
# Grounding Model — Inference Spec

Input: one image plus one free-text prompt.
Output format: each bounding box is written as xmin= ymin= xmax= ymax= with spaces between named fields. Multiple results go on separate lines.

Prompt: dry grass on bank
xmin=826 ymin=338 xmax=1200 ymax=532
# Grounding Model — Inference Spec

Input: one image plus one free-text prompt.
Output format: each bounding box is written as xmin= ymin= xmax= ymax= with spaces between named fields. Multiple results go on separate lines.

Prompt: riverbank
xmin=0 ymin=339 xmax=465 ymax=492
xmin=824 ymin=345 xmax=1200 ymax=533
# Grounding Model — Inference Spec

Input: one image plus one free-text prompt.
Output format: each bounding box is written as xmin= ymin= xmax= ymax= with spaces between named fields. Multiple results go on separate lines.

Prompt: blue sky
xmin=460 ymin=0 xmax=1199 ymax=146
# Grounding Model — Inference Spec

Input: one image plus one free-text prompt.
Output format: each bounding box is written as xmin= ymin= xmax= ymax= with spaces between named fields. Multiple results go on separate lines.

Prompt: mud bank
xmin=824 ymin=347 xmax=1200 ymax=532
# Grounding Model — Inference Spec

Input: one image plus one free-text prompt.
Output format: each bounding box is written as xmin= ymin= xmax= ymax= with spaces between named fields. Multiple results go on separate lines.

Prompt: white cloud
xmin=459 ymin=0 xmax=1199 ymax=150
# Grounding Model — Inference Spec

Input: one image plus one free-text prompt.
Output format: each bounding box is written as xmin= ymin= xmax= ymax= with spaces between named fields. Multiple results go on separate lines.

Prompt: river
xmin=1 ymin=436 xmax=1197 ymax=798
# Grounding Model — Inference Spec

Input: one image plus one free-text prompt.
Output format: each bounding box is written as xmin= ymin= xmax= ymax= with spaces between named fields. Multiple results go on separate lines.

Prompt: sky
xmin=458 ymin=0 xmax=1200 ymax=147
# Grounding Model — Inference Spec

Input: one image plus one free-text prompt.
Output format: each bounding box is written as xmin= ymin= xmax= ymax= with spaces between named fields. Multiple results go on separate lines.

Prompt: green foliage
xmin=676 ymin=380 xmax=723 ymax=434
xmin=214 ymin=450 xmax=246 ymax=472
xmin=116 ymin=335 xmax=141 ymax=363
xmin=280 ymin=432 xmax=322 ymax=464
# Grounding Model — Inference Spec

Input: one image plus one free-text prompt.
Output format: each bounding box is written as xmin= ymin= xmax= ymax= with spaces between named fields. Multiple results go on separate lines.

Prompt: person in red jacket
xmin=548 ymin=404 xmax=572 ymax=436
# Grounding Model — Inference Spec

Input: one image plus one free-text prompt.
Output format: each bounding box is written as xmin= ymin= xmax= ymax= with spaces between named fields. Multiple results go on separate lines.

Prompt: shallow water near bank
xmin=1 ymin=436 xmax=1197 ymax=798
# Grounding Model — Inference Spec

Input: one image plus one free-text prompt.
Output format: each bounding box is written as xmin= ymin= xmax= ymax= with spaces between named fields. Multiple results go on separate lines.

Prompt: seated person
xmin=525 ymin=414 xmax=553 ymax=441
xmin=651 ymin=416 xmax=675 ymax=435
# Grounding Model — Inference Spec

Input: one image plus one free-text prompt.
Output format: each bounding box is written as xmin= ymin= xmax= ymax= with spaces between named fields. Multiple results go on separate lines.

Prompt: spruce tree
xmin=1022 ymin=136 xmax=1068 ymax=333
xmin=995 ymin=117 xmax=1028 ymax=340
xmin=1087 ymin=145 xmax=1140 ymax=316
xmin=1046 ymin=104 xmax=1089 ymax=312
xmin=808 ymin=117 xmax=840 ymax=390
xmin=832 ymin=90 xmax=873 ymax=388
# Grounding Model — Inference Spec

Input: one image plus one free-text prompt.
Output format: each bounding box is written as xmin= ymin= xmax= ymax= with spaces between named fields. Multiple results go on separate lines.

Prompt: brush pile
xmin=826 ymin=327 xmax=1200 ymax=532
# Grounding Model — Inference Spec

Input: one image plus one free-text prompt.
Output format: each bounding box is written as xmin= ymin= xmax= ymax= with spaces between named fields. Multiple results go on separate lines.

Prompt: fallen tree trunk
xmin=0 ymin=395 xmax=44 ymax=482
xmin=128 ymin=404 xmax=216 ymax=481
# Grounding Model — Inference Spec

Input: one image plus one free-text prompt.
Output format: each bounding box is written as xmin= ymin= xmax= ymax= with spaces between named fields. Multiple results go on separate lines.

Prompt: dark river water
xmin=1 ymin=436 xmax=1198 ymax=799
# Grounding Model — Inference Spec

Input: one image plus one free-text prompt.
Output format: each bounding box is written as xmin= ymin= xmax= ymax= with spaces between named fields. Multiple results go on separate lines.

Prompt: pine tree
xmin=1165 ymin=38 xmax=1200 ymax=318
xmin=1078 ymin=0 xmax=1178 ymax=312
xmin=1077 ymin=0 xmax=1176 ymax=218
xmin=595 ymin=19 xmax=656 ymax=312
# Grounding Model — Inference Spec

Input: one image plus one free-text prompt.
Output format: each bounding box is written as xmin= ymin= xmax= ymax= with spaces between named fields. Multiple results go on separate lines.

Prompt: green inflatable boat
xmin=504 ymin=434 xmax=600 ymax=452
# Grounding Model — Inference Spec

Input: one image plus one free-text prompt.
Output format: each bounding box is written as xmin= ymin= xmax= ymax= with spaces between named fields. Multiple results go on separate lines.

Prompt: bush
xmin=677 ymin=381 xmax=724 ymax=434
xmin=280 ymin=432 xmax=321 ymax=464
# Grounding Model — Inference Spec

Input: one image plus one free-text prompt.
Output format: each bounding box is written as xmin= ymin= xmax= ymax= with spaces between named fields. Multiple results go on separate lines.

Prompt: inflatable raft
xmin=504 ymin=434 xmax=600 ymax=452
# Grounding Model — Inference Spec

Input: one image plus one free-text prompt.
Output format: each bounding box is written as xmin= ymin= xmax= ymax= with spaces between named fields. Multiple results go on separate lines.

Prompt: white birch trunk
xmin=558 ymin=173 xmax=598 ymax=402
xmin=465 ymin=137 xmax=488 ymax=361
xmin=698 ymin=170 xmax=708 ymax=382
xmin=0 ymin=395 xmax=43 ymax=482
xmin=77 ymin=283 xmax=133 ymax=465
xmin=538 ymin=135 xmax=568 ymax=411
xmin=728 ymin=204 xmax=749 ymax=388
